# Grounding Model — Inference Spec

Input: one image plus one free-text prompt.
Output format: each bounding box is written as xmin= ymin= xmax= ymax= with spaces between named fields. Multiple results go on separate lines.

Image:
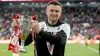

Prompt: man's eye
xmin=50 ymin=10 xmax=59 ymax=13
xmin=56 ymin=10 xmax=59 ymax=13
xmin=50 ymin=10 xmax=54 ymax=12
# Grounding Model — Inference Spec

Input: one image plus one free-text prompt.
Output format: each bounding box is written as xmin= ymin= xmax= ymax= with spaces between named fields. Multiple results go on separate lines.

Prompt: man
xmin=24 ymin=1 xmax=70 ymax=56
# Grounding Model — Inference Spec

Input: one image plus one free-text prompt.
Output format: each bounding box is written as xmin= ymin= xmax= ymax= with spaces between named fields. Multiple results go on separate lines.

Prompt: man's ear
xmin=45 ymin=9 xmax=47 ymax=15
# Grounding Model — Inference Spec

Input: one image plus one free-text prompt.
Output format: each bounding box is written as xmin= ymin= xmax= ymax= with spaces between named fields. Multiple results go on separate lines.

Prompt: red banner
xmin=8 ymin=26 xmax=21 ymax=53
xmin=1 ymin=0 xmax=32 ymax=1
xmin=8 ymin=14 xmax=21 ymax=54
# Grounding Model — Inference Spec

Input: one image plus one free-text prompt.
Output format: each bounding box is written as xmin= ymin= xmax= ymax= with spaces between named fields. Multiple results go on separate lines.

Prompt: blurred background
xmin=0 ymin=0 xmax=100 ymax=56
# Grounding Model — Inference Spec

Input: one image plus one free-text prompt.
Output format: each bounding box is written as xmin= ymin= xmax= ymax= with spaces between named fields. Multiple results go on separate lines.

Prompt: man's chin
xmin=52 ymin=19 xmax=58 ymax=22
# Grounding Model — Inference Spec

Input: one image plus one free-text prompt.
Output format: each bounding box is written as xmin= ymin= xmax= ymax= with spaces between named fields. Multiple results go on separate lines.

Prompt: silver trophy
xmin=20 ymin=15 xmax=31 ymax=36
xmin=18 ymin=15 xmax=31 ymax=53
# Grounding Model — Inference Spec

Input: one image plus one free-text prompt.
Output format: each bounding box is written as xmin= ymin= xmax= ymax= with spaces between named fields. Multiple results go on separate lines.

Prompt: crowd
xmin=0 ymin=2 xmax=100 ymax=40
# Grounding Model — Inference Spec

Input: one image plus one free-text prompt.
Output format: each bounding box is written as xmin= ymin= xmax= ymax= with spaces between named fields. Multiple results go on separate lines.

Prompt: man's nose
xmin=52 ymin=11 xmax=56 ymax=15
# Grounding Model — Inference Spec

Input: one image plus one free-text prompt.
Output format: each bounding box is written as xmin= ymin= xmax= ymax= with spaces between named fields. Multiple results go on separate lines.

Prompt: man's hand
xmin=11 ymin=19 xmax=18 ymax=31
xmin=31 ymin=20 xmax=40 ymax=34
xmin=11 ymin=19 xmax=18 ymax=27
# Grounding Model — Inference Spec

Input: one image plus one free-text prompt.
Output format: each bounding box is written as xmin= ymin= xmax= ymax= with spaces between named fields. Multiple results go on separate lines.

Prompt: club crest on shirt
xmin=53 ymin=32 xmax=57 ymax=35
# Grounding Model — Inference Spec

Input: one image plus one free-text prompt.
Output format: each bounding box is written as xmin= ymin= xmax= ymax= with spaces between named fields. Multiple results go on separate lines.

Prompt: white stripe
xmin=87 ymin=46 xmax=99 ymax=53
xmin=81 ymin=44 xmax=99 ymax=53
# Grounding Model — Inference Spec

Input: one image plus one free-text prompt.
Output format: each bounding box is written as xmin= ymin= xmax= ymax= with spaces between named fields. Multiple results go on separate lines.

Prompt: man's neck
xmin=48 ymin=20 xmax=58 ymax=25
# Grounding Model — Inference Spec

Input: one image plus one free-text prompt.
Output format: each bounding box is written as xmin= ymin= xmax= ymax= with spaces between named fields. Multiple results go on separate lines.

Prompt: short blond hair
xmin=47 ymin=1 xmax=62 ymax=8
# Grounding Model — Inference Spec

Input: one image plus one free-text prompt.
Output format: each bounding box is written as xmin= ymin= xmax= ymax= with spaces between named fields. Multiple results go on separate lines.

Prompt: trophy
xmin=18 ymin=15 xmax=31 ymax=53
xmin=20 ymin=15 xmax=31 ymax=38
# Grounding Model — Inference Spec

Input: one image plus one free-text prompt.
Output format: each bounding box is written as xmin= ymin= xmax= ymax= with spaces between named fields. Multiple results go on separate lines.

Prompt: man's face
xmin=46 ymin=5 xmax=62 ymax=22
